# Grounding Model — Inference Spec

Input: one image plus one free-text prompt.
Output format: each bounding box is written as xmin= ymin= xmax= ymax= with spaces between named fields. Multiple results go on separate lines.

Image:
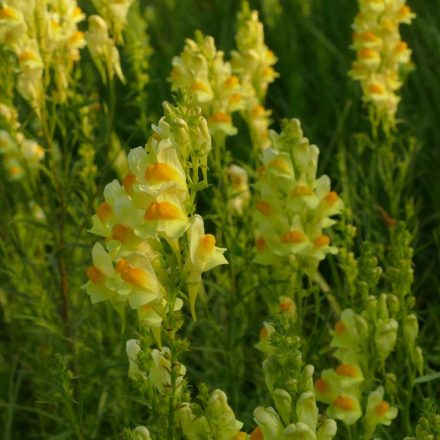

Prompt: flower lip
xmin=96 ymin=202 xmax=113 ymax=222
xmin=87 ymin=266 xmax=104 ymax=284
xmin=375 ymin=400 xmax=390 ymax=416
xmin=145 ymin=163 xmax=179 ymax=182
xmin=145 ymin=201 xmax=183 ymax=220
xmin=333 ymin=395 xmax=356 ymax=411
xmin=282 ymin=230 xmax=306 ymax=244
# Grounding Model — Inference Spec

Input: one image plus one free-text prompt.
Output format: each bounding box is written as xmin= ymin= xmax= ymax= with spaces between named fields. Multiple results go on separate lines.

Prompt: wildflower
xmin=350 ymin=0 xmax=415 ymax=128
xmin=327 ymin=394 xmax=362 ymax=425
xmin=86 ymin=14 xmax=124 ymax=82
xmin=228 ymin=164 xmax=251 ymax=216
xmin=133 ymin=426 xmax=151 ymax=440
xmin=253 ymin=406 xmax=284 ymax=439
xmin=126 ymin=339 xmax=147 ymax=382
xmin=253 ymin=119 xmax=342 ymax=272
xmin=186 ymin=215 xmax=228 ymax=318
xmin=170 ymin=34 xmax=244 ymax=137
xmin=364 ymin=386 xmax=398 ymax=436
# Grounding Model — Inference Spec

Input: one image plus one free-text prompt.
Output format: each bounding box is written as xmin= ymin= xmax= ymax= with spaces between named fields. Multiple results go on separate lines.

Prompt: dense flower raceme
xmin=253 ymin=119 xmax=343 ymax=272
xmin=0 ymin=0 xmax=86 ymax=108
xmin=84 ymin=101 xmax=227 ymax=336
xmin=170 ymin=33 xmax=245 ymax=137
xmin=231 ymin=2 xmax=278 ymax=150
xmin=349 ymin=0 xmax=416 ymax=128
xmin=251 ymin=319 xmax=337 ymax=440
xmin=126 ymin=339 xmax=244 ymax=439
xmin=314 ymin=304 xmax=399 ymax=438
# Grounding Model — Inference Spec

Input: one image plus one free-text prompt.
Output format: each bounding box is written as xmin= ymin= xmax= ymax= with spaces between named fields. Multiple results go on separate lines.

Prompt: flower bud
xmin=253 ymin=406 xmax=284 ymax=439
xmin=272 ymin=388 xmax=291 ymax=425
xmin=403 ymin=314 xmax=419 ymax=354
xmin=316 ymin=419 xmax=337 ymax=440
xmin=133 ymin=426 xmax=151 ymax=440
xmin=413 ymin=346 xmax=424 ymax=374
xmin=375 ymin=318 xmax=398 ymax=364
xmin=296 ymin=391 xmax=318 ymax=432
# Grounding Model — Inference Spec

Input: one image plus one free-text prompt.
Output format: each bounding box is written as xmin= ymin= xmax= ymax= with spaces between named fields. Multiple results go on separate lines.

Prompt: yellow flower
xmin=187 ymin=215 xmax=228 ymax=318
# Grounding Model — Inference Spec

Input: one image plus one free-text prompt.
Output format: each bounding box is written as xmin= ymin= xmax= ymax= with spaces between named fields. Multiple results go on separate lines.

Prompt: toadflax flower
xmin=170 ymin=33 xmax=244 ymax=137
xmin=186 ymin=215 xmax=228 ymax=319
xmin=85 ymin=99 xmax=226 ymax=335
xmin=253 ymin=119 xmax=342 ymax=273
xmin=349 ymin=0 xmax=416 ymax=128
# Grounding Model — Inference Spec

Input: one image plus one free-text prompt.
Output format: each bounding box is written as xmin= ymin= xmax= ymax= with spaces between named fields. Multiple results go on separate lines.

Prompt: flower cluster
xmin=170 ymin=33 xmax=244 ymax=137
xmin=231 ymin=2 xmax=277 ymax=150
xmin=177 ymin=388 xmax=244 ymax=439
xmin=86 ymin=14 xmax=124 ymax=83
xmin=0 ymin=0 xmax=86 ymax=109
xmin=91 ymin=0 xmax=134 ymax=44
xmin=253 ymin=119 xmax=343 ymax=272
xmin=251 ymin=318 xmax=337 ymax=440
xmin=0 ymin=129 xmax=44 ymax=180
xmin=126 ymin=339 xmax=186 ymax=395
xmin=84 ymin=101 xmax=227 ymax=340
xmin=349 ymin=0 xmax=416 ymax=128
xmin=315 ymin=304 xmax=399 ymax=438
xmin=227 ymin=164 xmax=251 ymax=216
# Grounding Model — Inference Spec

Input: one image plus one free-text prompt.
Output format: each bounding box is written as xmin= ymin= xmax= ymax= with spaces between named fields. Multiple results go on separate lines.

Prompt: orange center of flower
xmin=225 ymin=75 xmax=239 ymax=89
xmin=0 ymin=7 xmax=15 ymax=19
xmin=259 ymin=326 xmax=269 ymax=339
xmin=70 ymin=28 xmax=82 ymax=40
xmin=280 ymin=301 xmax=292 ymax=312
xmin=255 ymin=237 xmax=267 ymax=252
xmin=336 ymin=364 xmax=358 ymax=377
xmin=315 ymin=378 xmax=328 ymax=394
xmin=9 ymin=165 xmax=22 ymax=175
xmin=145 ymin=163 xmax=178 ymax=182
xmin=73 ymin=6 xmax=83 ymax=18
xmin=145 ymin=202 xmax=182 ymax=220
xmin=396 ymin=41 xmax=408 ymax=53
xmin=199 ymin=234 xmax=216 ymax=253
xmin=256 ymin=201 xmax=271 ymax=216
xmin=263 ymin=66 xmax=275 ymax=79
xmin=229 ymin=93 xmax=242 ymax=105
xmin=334 ymin=320 xmax=346 ymax=334
xmin=210 ymin=112 xmax=231 ymax=123
xmin=282 ymin=230 xmax=306 ymax=244
xmin=19 ymin=50 xmax=39 ymax=64
xmin=291 ymin=185 xmax=313 ymax=197
xmin=333 ymin=395 xmax=356 ymax=411
xmin=111 ymin=224 xmax=135 ymax=243
xmin=250 ymin=427 xmax=264 ymax=440
xmin=191 ymin=80 xmax=210 ymax=92
xmin=257 ymin=165 xmax=266 ymax=176
xmin=269 ymin=158 xmax=289 ymax=172
xmin=325 ymin=191 xmax=338 ymax=206
xmin=115 ymin=258 xmax=130 ymax=273
xmin=359 ymin=48 xmax=378 ymax=60
xmin=96 ymin=202 xmax=113 ymax=222
xmin=87 ymin=266 xmax=104 ymax=284
xmin=121 ymin=267 xmax=151 ymax=289
xmin=361 ymin=31 xmax=379 ymax=43
xmin=375 ymin=401 xmax=390 ymax=416
xmin=123 ymin=172 xmax=136 ymax=193
xmin=313 ymin=235 xmax=330 ymax=248
xmin=398 ymin=5 xmax=411 ymax=19
xmin=252 ymin=104 xmax=266 ymax=118
xmin=368 ymin=82 xmax=386 ymax=95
